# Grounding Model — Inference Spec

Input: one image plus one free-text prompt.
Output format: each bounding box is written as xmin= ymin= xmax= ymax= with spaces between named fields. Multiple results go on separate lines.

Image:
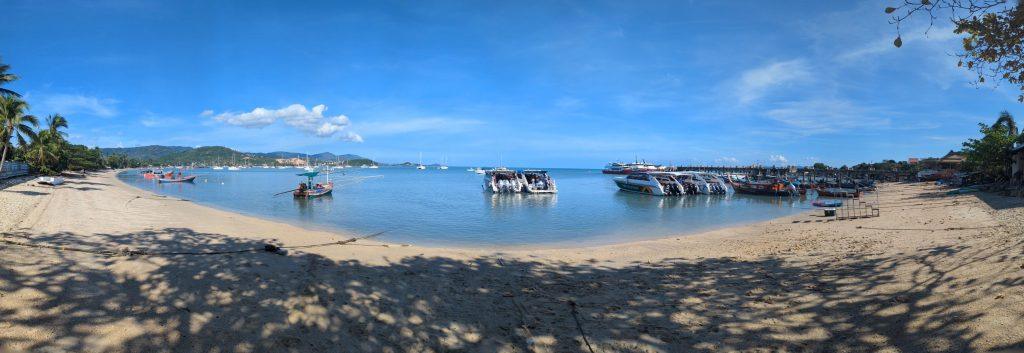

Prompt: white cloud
xmin=769 ymin=154 xmax=788 ymax=164
xmin=715 ymin=156 xmax=740 ymax=165
xmin=763 ymin=99 xmax=891 ymax=134
xmin=355 ymin=117 xmax=482 ymax=136
xmin=736 ymin=59 xmax=812 ymax=104
xmin=36 ymin=94 xmax=118 ymax=117
xmin=835 ymin=26 xmax=959 ymax=64
xmin=206 ymin=104 xmax=362 ymax=141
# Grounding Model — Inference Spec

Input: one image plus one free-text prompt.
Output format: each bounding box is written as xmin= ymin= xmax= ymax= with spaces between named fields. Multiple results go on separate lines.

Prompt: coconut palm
xmin=0 ymin=95 xmax=38 ymax=174
xmin=0 ymin=57 xmax=19 ymax=97
xmin=994 ymin=110 xmax=1023 ymax=143
xmin=45 ymin=114 xmax=68 ymax=141
xmin=25 ymin=129 xmax=60 ymax=174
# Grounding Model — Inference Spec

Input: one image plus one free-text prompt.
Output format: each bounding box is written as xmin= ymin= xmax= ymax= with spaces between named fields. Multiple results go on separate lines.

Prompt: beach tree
xmin=886 ymin=1 xmax=1024 ymax=101
xmin=962 ymin=119 xmax=1016 ymax=180
xmin=0 ymin=56 xmax=18 ymax=97
xmin=0 ymin=95 xmax=39 ymax=174
xmin=25 ymin=130 xmax=60 ymax=174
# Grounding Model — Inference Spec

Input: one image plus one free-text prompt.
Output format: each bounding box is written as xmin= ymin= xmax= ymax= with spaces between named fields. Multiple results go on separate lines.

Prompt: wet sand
xmin=1 ymin=170 xmax=1022 ymax=352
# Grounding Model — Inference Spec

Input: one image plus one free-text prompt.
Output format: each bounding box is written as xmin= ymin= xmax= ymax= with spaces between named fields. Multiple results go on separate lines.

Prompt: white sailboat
xmin=438 ymin=155 xmax=448 ymax=170
xmin=416 ymin=152 xmax=426 ymax=170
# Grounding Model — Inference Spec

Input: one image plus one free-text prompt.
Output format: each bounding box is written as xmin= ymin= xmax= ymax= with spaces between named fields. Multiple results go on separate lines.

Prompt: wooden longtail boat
xmin=730 ymin=180 xmax=796 ymax=196
xmin=816 ymin=187 xmax=860 ymax=198
xmin=293 ymin=171 xmax=333 ymax=198
xmin=157 ymin=175 xmax=196 ymax=183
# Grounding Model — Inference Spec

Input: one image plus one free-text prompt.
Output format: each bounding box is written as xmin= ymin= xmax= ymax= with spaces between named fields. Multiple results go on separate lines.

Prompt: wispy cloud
xmin=736 ymin=59 xmax=812 ymax=104
xmin=35 ymin=94 xmax=118 ymax=117
xmin=763 ymin=99 xmax=891 ymax=135
xmin=355 ymin=117 xmax=482 ymax=136
xmin=139 ymin=112 xmax=182 ymax=127
xmin=835 ymin=25 xmax=959 ymax=64
xmin=206 ymin=104 xmax=362 ymax=142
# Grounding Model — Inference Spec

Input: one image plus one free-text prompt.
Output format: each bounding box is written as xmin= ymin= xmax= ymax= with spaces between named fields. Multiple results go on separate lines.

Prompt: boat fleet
xmin=137 ymin=156 xmax=877 ymax=202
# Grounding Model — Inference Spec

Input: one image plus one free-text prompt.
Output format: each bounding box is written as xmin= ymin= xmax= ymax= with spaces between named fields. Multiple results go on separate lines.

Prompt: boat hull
xmin=157 ymin=175 xmax=196 ymax=183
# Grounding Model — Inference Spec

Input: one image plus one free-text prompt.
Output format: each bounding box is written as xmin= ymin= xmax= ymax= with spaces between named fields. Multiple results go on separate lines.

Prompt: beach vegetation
xmin=0 ymin=95 xmax=38 ymax=174
xmin=0 ymin=56 xmax=19 ymax=97
xmin=962 ymin=113 xmax=1018 ymax=180
xmin=887 ymin=1 xmax=1024 ymax=101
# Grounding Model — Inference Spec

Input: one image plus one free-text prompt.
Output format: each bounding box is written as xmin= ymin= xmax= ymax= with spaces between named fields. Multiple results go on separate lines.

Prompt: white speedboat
xmin=613 ymin=172 xmax=685 ymax=196
xmin=668 ymin=172 xmax=713 ymax=195
xmin=227 ymin=166 xmax=240 ymax=171
xmin=369 ymin=164 xmax=379 ymax=169
xmin=483 ymin=168 xmax=557 ymax=194
xmin=212 ymin=166 xmax=224 ymax=170
xmin=520 ymin=170 xmax=556 ymax=193
xmin=474 ymin=168 xmax=486 ymax=174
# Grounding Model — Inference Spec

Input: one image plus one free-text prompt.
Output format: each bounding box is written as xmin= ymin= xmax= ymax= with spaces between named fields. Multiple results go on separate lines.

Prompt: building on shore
xmin=275 ymin=157 xmax=307 ymax=166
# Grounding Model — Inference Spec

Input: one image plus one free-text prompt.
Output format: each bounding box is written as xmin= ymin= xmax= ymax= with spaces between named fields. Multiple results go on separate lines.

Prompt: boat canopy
xmin=296 ymin=171 xmax=320 ymax=178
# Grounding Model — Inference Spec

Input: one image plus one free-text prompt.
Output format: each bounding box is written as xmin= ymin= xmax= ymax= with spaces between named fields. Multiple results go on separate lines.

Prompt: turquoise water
xmin=118 ymin=168 xmax=817 ymax=247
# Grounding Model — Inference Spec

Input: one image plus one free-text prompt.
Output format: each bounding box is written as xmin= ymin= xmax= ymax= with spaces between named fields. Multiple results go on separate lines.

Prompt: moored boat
xmin=816 ymin=187 xmax=860 ymax=198
xmin=730 ymin=180 xmax=796 ymax=196
xmin=293 ymin=171 xmax=333 ymax=198
xmin=157 ymin=175 xmax=197 ymax=183
xmin=483 ymin=168 xmax=557 ymax=193
xmin=613 ymin=172 xmax=685 ymax=196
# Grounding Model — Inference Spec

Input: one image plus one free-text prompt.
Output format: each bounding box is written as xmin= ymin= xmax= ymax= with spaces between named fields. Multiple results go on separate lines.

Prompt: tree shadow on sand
xmin=0 ymin=227 xmax=1021 ymax=353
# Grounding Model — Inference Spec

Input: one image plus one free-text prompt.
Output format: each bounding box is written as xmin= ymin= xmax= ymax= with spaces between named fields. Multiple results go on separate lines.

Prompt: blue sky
xmin=1 ymin=0 xmax=1019 ymax=168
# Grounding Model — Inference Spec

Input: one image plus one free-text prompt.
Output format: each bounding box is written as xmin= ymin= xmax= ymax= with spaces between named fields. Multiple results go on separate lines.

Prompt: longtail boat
xmin=730 ymin=180 xmax=796 ymax=196
xmin=816 ymin=187 xmax=860 ymax=198
xmin=157 ymin=175 xmax=196 ymax=183
xmin=293 ymin=171 xmax=333 ymax=198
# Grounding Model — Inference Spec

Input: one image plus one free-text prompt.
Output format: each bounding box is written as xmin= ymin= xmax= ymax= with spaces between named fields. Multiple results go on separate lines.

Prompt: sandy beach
xmin=1 ymin=170 xmax=1022 ymax=352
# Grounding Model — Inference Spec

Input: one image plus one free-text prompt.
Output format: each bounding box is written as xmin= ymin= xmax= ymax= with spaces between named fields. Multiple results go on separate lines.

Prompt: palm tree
xmin=45 ymin=114 xmax=68 ymax=142
xmin=25 ymin=130 xmax=60 ymax=174
xmin=0 ymin=95 xmax=38 ymax=174
xmin=0 ymin=57 xmax=19 ymax=97
xmin=994 ymin=110 xmax=1022 ymax=143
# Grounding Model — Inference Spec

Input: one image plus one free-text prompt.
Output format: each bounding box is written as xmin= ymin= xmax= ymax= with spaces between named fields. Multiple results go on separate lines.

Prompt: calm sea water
xmin=118 ymin=167 xmax=818 ymax=247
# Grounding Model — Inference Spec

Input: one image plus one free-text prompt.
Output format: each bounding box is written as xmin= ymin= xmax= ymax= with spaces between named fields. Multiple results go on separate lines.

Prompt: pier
xmin=669 ymin=165 xmax=916 ymax=182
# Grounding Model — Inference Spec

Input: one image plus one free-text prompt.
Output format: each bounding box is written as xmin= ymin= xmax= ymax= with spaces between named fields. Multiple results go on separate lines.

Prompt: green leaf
xmin=885 ymin=7 xmax=896 ymax=14
xmin=894 ymin=36 xmax=903 ymax=48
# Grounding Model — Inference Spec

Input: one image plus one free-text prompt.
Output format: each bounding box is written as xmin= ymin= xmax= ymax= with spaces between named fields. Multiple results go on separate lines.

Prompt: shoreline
xmin=2 ymin=170 xmax=1023 ymax=352
xmin=109 ymin=169 xmax=819 ymax=252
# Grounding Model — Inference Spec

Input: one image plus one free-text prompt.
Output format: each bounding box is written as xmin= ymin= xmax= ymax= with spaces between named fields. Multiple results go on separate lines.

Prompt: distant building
xmin=938 ymin=150 xmax=965 ymax=169
xmin=908 ymin=157 xmax=919 ymax=165
xmin=275 ymin=157 xmax=307 ymax=166
xmin=1012 ymin=143 xmax=1024 ymax=184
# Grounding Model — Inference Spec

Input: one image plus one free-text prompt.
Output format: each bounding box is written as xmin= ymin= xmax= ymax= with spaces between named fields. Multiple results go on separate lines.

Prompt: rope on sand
xmin=569 ymin=300 xmax=598 ymax=353
xmin=0 ymin=230 xmax=389 ymax=257
xmin=855 ymin=226 xmax=998 ymax=232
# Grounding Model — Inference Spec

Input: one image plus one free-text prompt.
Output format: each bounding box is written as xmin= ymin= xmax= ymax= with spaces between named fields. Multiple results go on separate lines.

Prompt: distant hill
xmin=251 ymin=151 xmax=365 ymax=162
xmin=100 ymin=145 xmax=192 ymax=160
xmin=99 ymin=145 xmax=371 ymax=165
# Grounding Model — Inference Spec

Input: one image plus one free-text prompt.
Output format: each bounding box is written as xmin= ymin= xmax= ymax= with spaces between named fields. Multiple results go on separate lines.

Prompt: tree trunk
xmin=0 ymin=144 xmax=7 ymax=178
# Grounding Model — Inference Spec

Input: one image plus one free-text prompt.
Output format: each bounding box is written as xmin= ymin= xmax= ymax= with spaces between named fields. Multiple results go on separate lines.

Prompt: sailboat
xmin=439 ymin=155 xmax=449 ymax=170
xmin=303 ymin=154 xmax=317 ymax=172
xmin=416 ymin=152 xmax=426 ymax=170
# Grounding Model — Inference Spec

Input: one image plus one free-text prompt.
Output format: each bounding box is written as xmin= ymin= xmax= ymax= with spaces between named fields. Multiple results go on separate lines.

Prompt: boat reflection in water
xmin=294 ymin=193 xmax=334 ymax=220
xmin=486 ymin=193 xmax=557 ymax=211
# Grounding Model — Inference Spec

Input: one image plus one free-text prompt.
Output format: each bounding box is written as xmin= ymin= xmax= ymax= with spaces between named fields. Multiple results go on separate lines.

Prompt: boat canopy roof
xmin=296 ymin=171 xmax=320 ymax=177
